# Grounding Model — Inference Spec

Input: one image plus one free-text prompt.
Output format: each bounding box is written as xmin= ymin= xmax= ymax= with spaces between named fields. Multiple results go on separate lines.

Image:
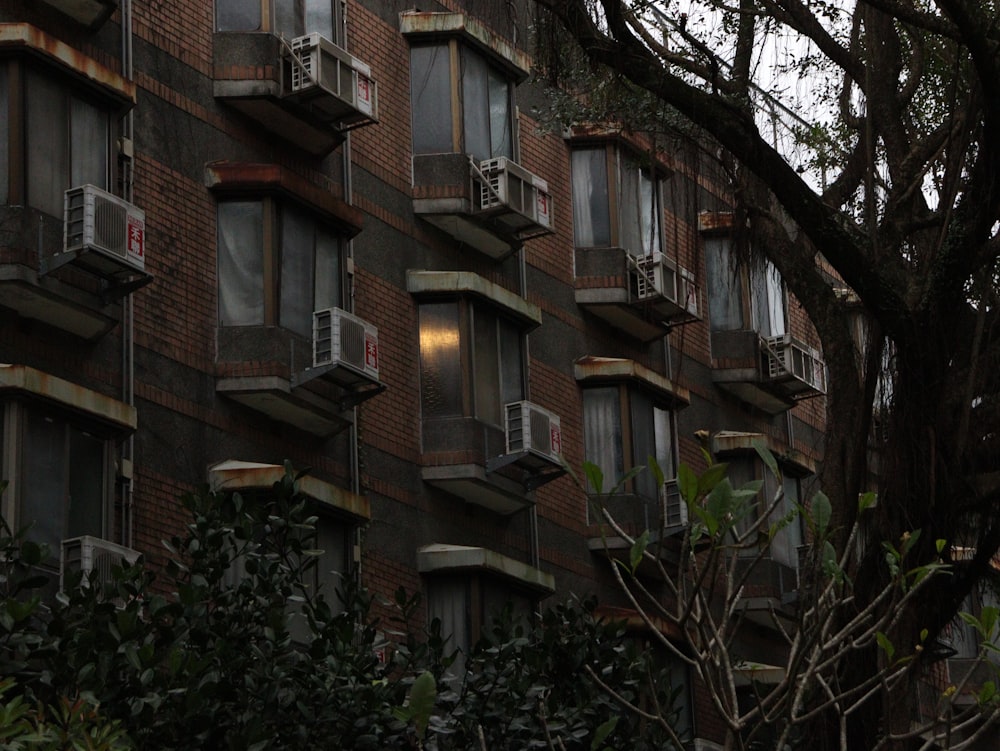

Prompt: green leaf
xmin=811 ymin=491 xmax=832 ymax=535
xmin=677 ymin=463 xmax=698 ymax=504
xmin=697 ymin=462 xmax=730 ymax=497
xmin=647 ymin=455 xmax=665 ymax=487
xmin=876 ymin=631 xmax=895 ymax=662
xmin=858 ymin=492 xmax=877 ymax=512
xmin=753 ymin=439 xmax=779 ymax=480
xmin=591 ymin=716 xmax=618 ymax=750
xmin=630 ymin=531 xmax=650 ymax=573
xmin=407 ymin=671 xmax=437 ymax=739
xmin=583 ymin=462 xmax=604 ymax=495
xmin=935 ymin=539 xmax=946 ymax=554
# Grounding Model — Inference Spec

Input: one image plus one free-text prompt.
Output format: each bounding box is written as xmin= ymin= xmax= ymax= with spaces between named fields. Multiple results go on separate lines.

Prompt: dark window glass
xmin=216 ymin=0 xmax=262 ymax=31
xmin=0 ymin=67 xmax=8 ymax=204
xmin=410 ymin=45 xmax=454 ymax=155
xmin=704 ymin=236 xmax=744 ymax=332
xmin=274 ymin=0 xmax=336 ymax=40
xmin=20 ymin=411 xmax=104 ymax=556
xmin=461 ymin=49 xmax=512 ymax=161
xmin=583 ymin=387 xmax=624 ymax=491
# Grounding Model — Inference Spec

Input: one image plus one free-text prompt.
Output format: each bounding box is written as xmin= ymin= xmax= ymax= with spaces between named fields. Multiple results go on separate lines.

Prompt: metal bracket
xmin=486 ymin=451 xmax=566 ymax=491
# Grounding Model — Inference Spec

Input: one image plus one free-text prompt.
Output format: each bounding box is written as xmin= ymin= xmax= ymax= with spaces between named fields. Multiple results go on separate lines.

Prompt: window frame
xmin=216 ymin=195 xmax=345 ymax=339
xmin=1 ymin=399 xmax=114 ymax=562
xmin=570 ymin=142 xmax=667 ymax=256
xmin=418 ymin=298 xmax=527 ymax=430
xmin=582 ymin=382 xmax=678 ymax=501
xmin=0 ymin=57 xmax=116 ymax=217
xmin=409 ymin=40 xmax=517 ymax=163
xmin=215 ymin=0 xmax=344 ymax=43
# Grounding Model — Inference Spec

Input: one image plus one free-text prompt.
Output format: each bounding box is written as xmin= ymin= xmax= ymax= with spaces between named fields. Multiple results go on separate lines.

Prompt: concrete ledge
xmin=417 ymin=543 xmax=555 ymax=594
xmin=399 ymin=12 xmax=530 ymax=81
xmin=574 ymin=356 xmax=690 ymax=406
xmin=406 ymin=270 xmax=541 ymax=328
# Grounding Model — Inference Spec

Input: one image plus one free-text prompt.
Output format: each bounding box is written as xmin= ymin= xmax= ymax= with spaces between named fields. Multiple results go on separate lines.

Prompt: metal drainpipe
xmin=518 ymin=246 xmax=540 ymax=569
xmin=341 ymin=0 xmax=363 ymax=580
xmin=120 ymin=0 xmax=136 ymax=549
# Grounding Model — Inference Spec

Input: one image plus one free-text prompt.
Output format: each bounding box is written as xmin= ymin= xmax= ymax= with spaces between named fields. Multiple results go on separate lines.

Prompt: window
xmin=571 ymin=145 xmax=665 ymax=256
xmin=727 ymin=456 xmax=803 ymax=566
xmin=217 ymin=198 xmax=342 ymax=339
xmin=704 ymin=235 xmax=787 ymax=336
xmin=419 ymin=300 xmax=525 ymax=428
xmin=216 ymin=0 xmax=341 ymax=41
xmin=0 ymin=61 xmax=112 ymax=217
xmin=2 ymin=402 xmax=112 ymax=562
xmin=410 ymin=43 xmax=514 ymax=163
xmin=583 ymin=385 xmax=676 ymax=501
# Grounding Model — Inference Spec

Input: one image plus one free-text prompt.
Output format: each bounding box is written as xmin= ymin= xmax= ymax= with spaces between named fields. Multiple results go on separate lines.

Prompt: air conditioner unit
xmin=313 ymin=307 xmax=380 ymax=384
xmin=285 ymin=33 xmax=378 ymax=126
xmin=661 ymin=478 xmax=687 ymax=528
xmin=64 ymin=184 xmax=146 ymax=273
xmin=60 ymin=536 xmax=140 ymax=594
xmin=634 ymin=252 xmax=700 ymax=317
xmin=478 ymin=157 xmax=553 ymax=234
xmin=763 ymin=334 xmax=826 ymax=394
xmin=504 ymin=400 xmax=562 ymax=466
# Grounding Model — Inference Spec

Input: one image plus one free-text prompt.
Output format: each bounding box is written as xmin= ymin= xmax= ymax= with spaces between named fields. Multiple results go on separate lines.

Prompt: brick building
xmin=0 ymin=0 xmax=833 ymax=744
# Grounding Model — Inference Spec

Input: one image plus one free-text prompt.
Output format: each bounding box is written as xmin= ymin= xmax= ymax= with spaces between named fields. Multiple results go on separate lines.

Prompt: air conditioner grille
xmin=312 ymin=308 xmax=380 ymax=382
xmin=504 ymin=401 xmax=562 ymax=464
xmin=61 ymin=536 xmax=140 ymax=597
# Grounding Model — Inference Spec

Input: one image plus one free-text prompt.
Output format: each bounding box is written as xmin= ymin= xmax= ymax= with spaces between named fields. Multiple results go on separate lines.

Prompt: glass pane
xmin=70 ymin=95 xmax=109 ymax=189
xmin=419 ymin=302 xmax=462 ymax=418
xmin=313 ymin=225 xmax=340 ymax=312
xmin=570 ymin=149 xmax=610 ymax=247
xmin=727 ymin=458 xmax=758 ymax=549
xmin=218 ymin=201 xmax=265 ymax=326
xmin=280 ymin=204 xmax=314 ymax=337
xmin=428 ymin=575 xmax=470 ymax=659
xmin=751 ymin=261 xmax=786 ymax=337
xmin=216 ymin=0 xmax=261 ymax=31
xmin=770 ymin=476 xmax=802 ymax=567
xmin=654 ymin=405 xmax=674 ymax=478
xmin=67 ymin=427 xmax=105 ymax=540
xmin=274 ymin=0 xmax=304 ymax=37
xmin=461 ymin=49 xmax=490 ymax=162
xmin=0 ymin=66 xmax=8 ymax=204
xmin=498 ymin=318 xmax=523 ymax=406
xmin=487 ymin=64 xmax=512 ymax=159
xmin=619 ymin=157 xmax=641 ymax=256
xmin=638 ymin=168 xmax=660 ymax=255
xmin=314 ymin=518 xmax=348 ymax=612
xmin=21 ymin=412 xmax=67 ymax=555
xmin=583 ymin=387 xmax=623 ymax=492
xmin=26 ymin=71 xmax=68 ymax=217
xmin=704 ymin=236 xmax=744 ymax=332
xmin=631 ymin=390 xmax=657 ymax=500
xmin=473 ymin=307 xmax=501 ymax=425
xmin=411 ymin=46 xmax=454 ymax=154
xmin=304 ymin=0 xmax=335 ymax=40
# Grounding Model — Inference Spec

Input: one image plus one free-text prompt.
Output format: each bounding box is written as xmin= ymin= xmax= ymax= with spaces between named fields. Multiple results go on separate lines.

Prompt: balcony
xmin=712 ymin=331 xmax=826 ymax=414
xmin=216 ymin=309 xmax=385 ymax=438
xmin=575 ymin=249 xmax=701 ymax=342
xmin=412 ymin=154 xmax=554 ymax=259
xmin=213 ymin=31 xmax=377 ymax=156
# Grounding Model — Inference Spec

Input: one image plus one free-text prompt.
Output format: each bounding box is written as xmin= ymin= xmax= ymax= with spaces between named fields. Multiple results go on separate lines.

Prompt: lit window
xmin=216 ymin=0 xmax=340 ymax=40
xmin=571 ymin=145 xmax=664 ymax=256
xmin=703 ymin=235 xmax=787 ymax=336
xmin=419 ymin=301 xmax=525 ymax=428
xmin=410 ymin=43 xmax=514 ymax=163
xmin=0 ymin=61 xmax=111 ymax=217
xmin=217 ymin=199 xmax=342 ymax=338
xmin=583 ymin=385 xmax=676 ymax=501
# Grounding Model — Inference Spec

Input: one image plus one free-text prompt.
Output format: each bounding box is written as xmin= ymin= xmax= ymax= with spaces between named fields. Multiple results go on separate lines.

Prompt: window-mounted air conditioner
xmin=763 ymin=334 xmax=826 ymax=393
xmin=634 ymin=252 xmax=700 ymax=318
xmin=313 ymin=307 xmax=380 ymax=384
xmin=504 ymin=400 xmax=563 ymax=465
xmin=64 ymin=184 xmax=146 ymax=273
xmin=60 ymin=535 xmax=140 ymax=594
xmin=285 ymin=33 xmax=378 ymax=126
xmin=478 ymin=157 xmax=553 ymax=233
xmin=661 ymin=478 xmax=687 ymax=528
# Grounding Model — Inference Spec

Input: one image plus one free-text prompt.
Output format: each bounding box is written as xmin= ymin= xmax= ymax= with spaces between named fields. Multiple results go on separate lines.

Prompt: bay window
xmin=216 ymin=0 xmax=342 ymax=41
xmin=419 ymin=300 xmax=525 ymax=428
xmin=704 ymin=235 xmax=787 ymax=337
xmin=217 ymin=198 xmax=342 ymax=339
xmin=0 ymin=59 xmax=114 ymax=217
xmin=571 ymin=144 xmax=665 ymax=257
xmin=410 ymin=42 xmax=515 ymax=163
